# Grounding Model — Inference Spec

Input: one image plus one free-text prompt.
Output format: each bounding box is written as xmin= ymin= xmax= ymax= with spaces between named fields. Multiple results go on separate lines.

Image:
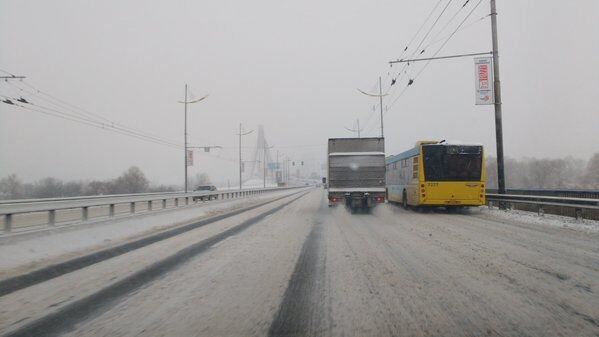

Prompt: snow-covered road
xmin=1 ymin=189 xmax=598 ymax=336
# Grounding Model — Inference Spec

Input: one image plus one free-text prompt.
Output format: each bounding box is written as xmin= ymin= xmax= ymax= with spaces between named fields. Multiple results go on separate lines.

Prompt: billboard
xmin=474 ymin=57 xmax=494 ymax=105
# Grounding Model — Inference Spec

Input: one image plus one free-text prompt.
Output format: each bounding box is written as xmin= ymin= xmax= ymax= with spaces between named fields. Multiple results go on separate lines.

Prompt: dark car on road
xmin=195 ymin=185 xmax=217 ymax=191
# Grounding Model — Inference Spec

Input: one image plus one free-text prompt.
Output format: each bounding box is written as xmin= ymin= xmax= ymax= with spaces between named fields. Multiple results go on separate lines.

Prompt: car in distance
xmin=195 ymin=185 xmax=217 ymax=191
xmin=193 ymin=185 xmax=218 ymax=201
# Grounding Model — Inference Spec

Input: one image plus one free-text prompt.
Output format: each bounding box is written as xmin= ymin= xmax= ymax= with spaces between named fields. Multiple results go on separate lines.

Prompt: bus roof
xmin=386 ymin=146 xmax=419 ymax=164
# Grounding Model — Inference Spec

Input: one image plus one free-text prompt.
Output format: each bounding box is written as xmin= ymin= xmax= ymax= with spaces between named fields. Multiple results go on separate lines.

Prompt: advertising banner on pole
xmin=186 ymin=150 xmax=194 ymax=166
xmin=474 ymin=57 xmax=494 ymax=105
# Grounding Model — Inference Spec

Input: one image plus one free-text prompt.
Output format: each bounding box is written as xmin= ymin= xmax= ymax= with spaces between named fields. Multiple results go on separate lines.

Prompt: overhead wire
xmin=413 ymin=0 xmax=485 ymax=80
xmin=13 ymin=80 xmax=183 ymax=145
xmin=360 ymin=0 xmax=457 ymax=136
xmin=2 ymin=80 xmax=185 ymax=148
xmin=1 ymin=88 xmax=185 ymax=149
xmin=3 ymin=100 xmax=184 ymax=149
xmin=383 ymin=0 xmax=485 ymax=115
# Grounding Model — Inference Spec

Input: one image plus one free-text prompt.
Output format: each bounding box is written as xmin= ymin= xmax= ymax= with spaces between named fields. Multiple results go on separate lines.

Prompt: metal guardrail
xmin=0 ymin=186 xmax=301 ymax=232
xmin=486 ymin=193 xmax=599 ymax=220
xmin=486 ymin=188 xmax=599 ymax=199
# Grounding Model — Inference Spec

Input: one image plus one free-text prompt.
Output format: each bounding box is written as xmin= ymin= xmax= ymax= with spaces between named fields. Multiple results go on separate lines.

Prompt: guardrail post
xmin=49 ymin=210 xmax=56 ymax=225
xmin=148 ymin=200 xmax=153 ymax=211
xmin=4 ymin=214 xmax=12 ymax=232
xmin=575 ymin=208 xmax=583 ymax=221
xmin=162 ymin=199 xmax=167 ymax=209
xmin=185 ymin=197 xmax=189 ymax=205
xmin=109 ymin=204 xmax=115 ymax=217
xmin=175 ymin=198 xmax=179 ymax=207
xmin=130 ymin=202 xmax=136 ymax=214
xmin=538 ymin=205 xmax=544 ymax=216
xmin=82 ymin=207 xmax=89 ymax=221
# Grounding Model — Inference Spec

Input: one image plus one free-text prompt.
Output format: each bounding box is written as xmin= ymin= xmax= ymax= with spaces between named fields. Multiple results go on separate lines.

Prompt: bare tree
xmin=113 ymin=166 xmax=149 ymax=194
xmin=584 ymin=153 xmax=599 ymax=188
xmin=0 ymin=174 xmax=24 ymax=199
xmin=33 ymin=177 xmax=64 ymax=198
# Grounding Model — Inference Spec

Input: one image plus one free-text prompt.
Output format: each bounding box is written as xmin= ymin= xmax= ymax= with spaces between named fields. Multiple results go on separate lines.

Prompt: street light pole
xmin=184 ymin=84 xmax=188 ymax=193
xmin=237 ymin=124 xmax=253 ymax=190
xmin=490 ymin=0 xmax=506 ymax=207
xmin=178 ymin=85 xmax=209 ymax=193
xmin=379 ymin=76 xmax=384 ymax=137
xmin=357 ymin=78 xmax=387 ymax=138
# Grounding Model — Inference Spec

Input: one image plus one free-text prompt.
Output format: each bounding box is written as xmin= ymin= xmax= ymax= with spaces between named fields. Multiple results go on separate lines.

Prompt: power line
xmin=387 ymin=0 xmax=444 ymax=84
xmin=419 ymin=0 xmax=472 ymax=54
xmin=3 ymin=101 xmax=184 ymax=149
xmin=1 ymin=79 xmax=186 ymax=148
xmin=384 ymin=0 xmax=485 ymax=114
xmin=11 ymin=80 xmax=183 ymax=146
xmin=413 ymin=0 xmax=485 ymax=80
xmin=1 ymin=91 xmax=184 ymax=149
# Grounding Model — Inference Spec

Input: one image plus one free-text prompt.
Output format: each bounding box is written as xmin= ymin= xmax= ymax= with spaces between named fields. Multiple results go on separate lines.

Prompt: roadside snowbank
xmin=479 ymin=207 xmax=599 ymax=233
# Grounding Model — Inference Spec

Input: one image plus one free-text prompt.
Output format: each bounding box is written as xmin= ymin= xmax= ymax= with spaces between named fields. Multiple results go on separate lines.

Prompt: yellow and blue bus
xmin=386 ymin=140 xmax=486 ymax=209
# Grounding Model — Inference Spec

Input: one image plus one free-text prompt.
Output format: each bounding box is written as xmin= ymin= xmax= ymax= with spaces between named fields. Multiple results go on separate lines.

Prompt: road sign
xmin=186 ymin=150 xmax=194 ymax=166
xmin=474 ymin=57 xmax=494 ymax=105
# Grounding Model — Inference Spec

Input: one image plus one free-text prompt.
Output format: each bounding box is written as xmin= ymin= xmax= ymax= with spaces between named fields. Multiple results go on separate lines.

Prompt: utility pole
xmin=357 ymin=78 xmax=387 ymax=138
xmin=178 ymin=85 xmax=208 ymax=193
xmin=379 ymin=76 xmax=384 ymax=138
xmin=490 ymin=0 xmax=506 ymax=207
xmin=263 ymin=142 xmax=274 ymax=188
xmin=237 ymin=124 xmax=253 ymax=190
xmin=184 ymin=85 xmax=188 ymax=193
xmin=357 ymin=119 xmax=361 ymax=138
xmin=344 ymin=119 xmax=364 ymax=138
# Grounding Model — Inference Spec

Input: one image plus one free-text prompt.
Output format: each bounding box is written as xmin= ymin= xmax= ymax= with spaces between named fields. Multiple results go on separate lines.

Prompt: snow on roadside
xmin=479 ymin=207 xmax=599 ymax=233
xmin=0 ymin=189 xmax=300 ymax=275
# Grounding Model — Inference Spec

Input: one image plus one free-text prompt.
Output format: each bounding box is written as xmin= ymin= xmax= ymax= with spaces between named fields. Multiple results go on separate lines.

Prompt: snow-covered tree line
xmin=486 ymin=153 xmax=599 ymax=189
xmin=0 ymin=166 xmax=176 ymax=200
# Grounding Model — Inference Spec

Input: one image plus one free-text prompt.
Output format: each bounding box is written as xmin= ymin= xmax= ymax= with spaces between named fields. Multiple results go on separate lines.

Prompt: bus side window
xmin=412 ymin=157 xmax=418 ymax=179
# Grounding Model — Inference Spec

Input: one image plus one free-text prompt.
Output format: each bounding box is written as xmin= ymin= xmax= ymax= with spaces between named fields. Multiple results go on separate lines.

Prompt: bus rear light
xmin=421 ymin=188 xmax=425 ymax=193
xmin=421 ymin=184 xmax=425 ymax=188
xmin=421 ymin=193 xmax=426 ymax=197
xmin=481 ymin=184 xmax=485 ymax=188
xmin=480 ymin=194 xmax=483 ymax=198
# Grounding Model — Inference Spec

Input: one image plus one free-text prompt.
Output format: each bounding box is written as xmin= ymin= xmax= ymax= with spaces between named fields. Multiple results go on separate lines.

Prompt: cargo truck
xmin=327 ymin=137 xmax=386 ymax=210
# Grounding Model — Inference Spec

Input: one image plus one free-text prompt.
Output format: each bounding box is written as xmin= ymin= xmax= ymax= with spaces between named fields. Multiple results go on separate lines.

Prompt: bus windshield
xmin=422 ymin=145 xmax=482 ymax=181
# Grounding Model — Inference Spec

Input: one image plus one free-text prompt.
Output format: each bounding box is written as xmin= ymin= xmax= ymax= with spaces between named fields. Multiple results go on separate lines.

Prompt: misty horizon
xmin=1 ymin=0 xmax=597 ymax=186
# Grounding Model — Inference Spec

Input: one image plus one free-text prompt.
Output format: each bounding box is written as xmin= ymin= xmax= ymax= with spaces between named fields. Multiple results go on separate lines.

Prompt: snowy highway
xmin=1 ymin=188 xmax=598 ymax=336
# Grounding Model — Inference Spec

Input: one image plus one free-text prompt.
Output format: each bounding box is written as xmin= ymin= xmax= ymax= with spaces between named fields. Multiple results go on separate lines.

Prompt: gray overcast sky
xmin=1 ymin=0 xmax=598 ymax=185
